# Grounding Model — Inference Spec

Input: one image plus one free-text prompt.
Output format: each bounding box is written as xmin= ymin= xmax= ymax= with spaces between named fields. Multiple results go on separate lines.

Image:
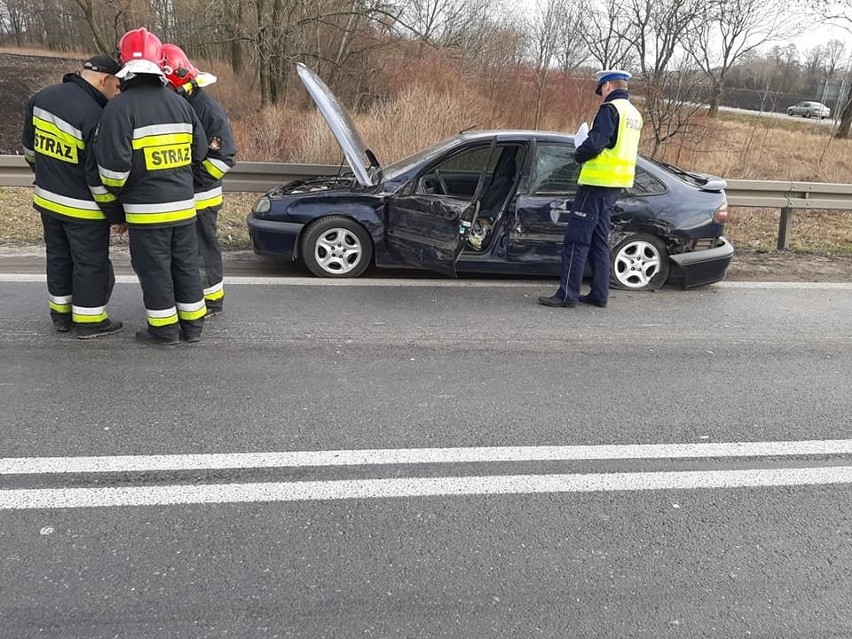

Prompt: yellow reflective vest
xmin=578 ymin=99 xmax=643 ymax=188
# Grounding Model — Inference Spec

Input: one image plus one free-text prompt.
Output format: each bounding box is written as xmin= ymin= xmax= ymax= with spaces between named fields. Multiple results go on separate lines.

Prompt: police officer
xmin=539 ymin=69 xmax=643 ymax=309
xmin=162 ymin=43 xmax=237 ymax=317
xmin=22 ymin=55 xmax=125 ymax=338
xmin=94 ymin=28 xmax=208 ymax=346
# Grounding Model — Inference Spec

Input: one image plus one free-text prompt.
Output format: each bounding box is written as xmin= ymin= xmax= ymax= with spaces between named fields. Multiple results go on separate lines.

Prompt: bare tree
xmin=385 ymin=0 xmax=494 ymax=50
xmin=0 ymin=0 xmax=28 ymax=47
xmin=619 ymin=0 xmax=703 ymax=155
xmin=66 ymin=0 xmax=115 ymax=53
xmin=525 ymin=0 xmax=584 ymax=128
xmin=581 ymin=0 xmax=635 ymax=69
xmin=689 ymin=0 xmax=799 ymax=117
xmin=823 ymin=39 xmax=847 ymax=78
xmin=805 ymin=1 xmax=852 ymax=136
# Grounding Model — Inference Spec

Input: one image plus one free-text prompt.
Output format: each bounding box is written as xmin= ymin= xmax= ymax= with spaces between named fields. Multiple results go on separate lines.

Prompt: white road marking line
xmin=2 ymin=440 xmax=851 ymax=475
xmin=1 ymin=466 xmax=850 ymax=510
xmin=717 ymin=281 xmax=852 ymax=290
xmin=1 ymin=273 xmax=850 ymax=289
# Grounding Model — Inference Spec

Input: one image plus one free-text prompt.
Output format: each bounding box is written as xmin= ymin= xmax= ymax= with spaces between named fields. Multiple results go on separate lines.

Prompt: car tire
xmin=300 ymin=216 xmax=373 ymax=278
xmin=787 ymin=110 xmax=793 ymax=116
xmin=610 ymin=233 xmax=670 ymax=291
xmin=805 ymin=111 xmax=811 ymax=118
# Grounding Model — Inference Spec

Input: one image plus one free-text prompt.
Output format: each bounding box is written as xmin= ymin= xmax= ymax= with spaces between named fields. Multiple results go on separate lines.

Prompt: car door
xmin=384 ymin=144 xmax=492 ymax=276
xmin=507 ymin=141 xmax=578 ymax=265
xmin=507 ymin=142 xmax=662 ymax=264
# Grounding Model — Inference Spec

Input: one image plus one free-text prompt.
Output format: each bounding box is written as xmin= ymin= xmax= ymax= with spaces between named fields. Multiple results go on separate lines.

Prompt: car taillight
xmin=714 ymin=198 xmax=728 ymax=223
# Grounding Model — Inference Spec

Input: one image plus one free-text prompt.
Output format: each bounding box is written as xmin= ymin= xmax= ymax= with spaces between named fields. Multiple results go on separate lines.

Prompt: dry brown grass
xmin=727 ymin=208 xmax=852 ymax=254
xmin=657 ymin=115 xmax=852 ymax=182
xmin=0 ymin=188 xmax=255 ymax=248
xmin=290 ymin=82 xmax=496 ymax=165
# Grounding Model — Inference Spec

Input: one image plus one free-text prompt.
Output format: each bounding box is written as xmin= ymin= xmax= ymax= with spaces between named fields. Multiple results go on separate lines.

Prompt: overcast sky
xmin=513 ymin=0 xmax=852 ymax=57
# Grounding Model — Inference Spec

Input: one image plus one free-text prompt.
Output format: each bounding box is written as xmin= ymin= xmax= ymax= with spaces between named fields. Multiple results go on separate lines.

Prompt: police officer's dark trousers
xmin=129 ymin=222 xmax=205 ymax=341
xmin=196 ymin=206 xmax=224 ymax=312
xmin=41 ymin=212 xmax=114 ymax=328
xmin=555 ymin=185 xmax=620 ymax=304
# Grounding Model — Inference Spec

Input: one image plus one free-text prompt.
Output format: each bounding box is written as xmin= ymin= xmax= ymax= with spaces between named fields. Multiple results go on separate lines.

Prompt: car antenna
xmin=459 ymin=124 xmax=478 ymax=134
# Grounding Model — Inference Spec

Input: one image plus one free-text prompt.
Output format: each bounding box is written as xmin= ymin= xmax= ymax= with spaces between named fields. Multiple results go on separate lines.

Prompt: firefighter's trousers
xmin=41 ymin=212 xmax=115 ymax=327
xmin=129 ymin=223 xmax=206 ymax=341
xmin=196 ymin=206 xmax=224 ymax=312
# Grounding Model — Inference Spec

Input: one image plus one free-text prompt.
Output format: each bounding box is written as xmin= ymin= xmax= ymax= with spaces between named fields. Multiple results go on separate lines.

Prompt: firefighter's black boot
xmin=76 ymin=319 xmax=124 ymax=339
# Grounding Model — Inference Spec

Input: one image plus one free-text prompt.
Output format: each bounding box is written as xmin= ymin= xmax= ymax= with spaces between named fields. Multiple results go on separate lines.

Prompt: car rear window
xmin=646 ymin=158 xmax=714 ymax=189
xmin=624 ymin=169 xmax=666 ymax=195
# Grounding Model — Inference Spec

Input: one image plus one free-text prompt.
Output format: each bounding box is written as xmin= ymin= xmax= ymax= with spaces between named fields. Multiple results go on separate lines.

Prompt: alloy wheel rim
xmin=614 ymin=240 xmax=660 ymax=288
xmin=315 ymin=228 xmax=363 ymax=274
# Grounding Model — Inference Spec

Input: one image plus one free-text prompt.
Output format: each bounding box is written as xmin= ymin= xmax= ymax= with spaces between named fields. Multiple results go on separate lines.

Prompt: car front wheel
xmin=787 ymin=109 xmax=793 ymax=116
xmin=301 ymin=216 xmax=373 ymax=278
xmin=610 ymin=234 xmax=670 ymax=290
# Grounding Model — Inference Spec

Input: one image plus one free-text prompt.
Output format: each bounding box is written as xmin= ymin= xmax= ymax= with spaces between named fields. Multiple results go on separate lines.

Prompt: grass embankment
xmin=0 ymin=189 xmax=258 ymax=248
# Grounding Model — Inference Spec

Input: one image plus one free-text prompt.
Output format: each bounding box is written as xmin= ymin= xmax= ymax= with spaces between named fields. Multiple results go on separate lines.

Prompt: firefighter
xmin=161 ymin=43 xmax=237 ymax=317
xmin=94 ymin=28 xmax=208 ymax=346
xmin=22 ymin=55 xmax=125 ymax=338
xmin=539 ymin=69 xmax=643 ymax=309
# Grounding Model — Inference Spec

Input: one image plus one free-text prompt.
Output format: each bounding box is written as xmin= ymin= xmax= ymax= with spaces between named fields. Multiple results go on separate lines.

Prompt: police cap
xmin=594 ymin=69 xmax=631 ymax=95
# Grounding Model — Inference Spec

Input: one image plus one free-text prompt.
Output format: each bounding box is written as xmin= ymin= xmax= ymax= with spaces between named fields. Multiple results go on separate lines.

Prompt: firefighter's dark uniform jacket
xmin=95 ymin=75 xmax=209 ymax=339
xmin=22 ymin=72 xmax=121 ymax=223
xmin=181 ymin=84 xmax=237 ymax=313
xmin=185 ymin=86 xmax=237 ymax=211
xmin=21 ymin=72 xmax=119 ymax=327
xmin=95 ymin=75 xmax=207 ymax=227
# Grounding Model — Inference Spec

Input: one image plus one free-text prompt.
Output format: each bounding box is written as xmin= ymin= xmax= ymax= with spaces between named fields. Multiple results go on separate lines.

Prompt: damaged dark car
xmin=247 ymin=63 xmax=734 ymax=290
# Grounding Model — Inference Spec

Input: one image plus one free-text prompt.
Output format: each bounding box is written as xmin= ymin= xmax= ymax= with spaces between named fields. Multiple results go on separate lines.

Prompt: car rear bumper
xmin=246 ymin=215 xmax=302 ymax=259
xmin=669 ymin=237 xmax=734 ymax=289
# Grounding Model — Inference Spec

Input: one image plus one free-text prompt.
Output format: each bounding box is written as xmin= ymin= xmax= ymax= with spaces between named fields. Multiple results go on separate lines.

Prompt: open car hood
xmin=296 ymin=63 xmax=377 ymax=187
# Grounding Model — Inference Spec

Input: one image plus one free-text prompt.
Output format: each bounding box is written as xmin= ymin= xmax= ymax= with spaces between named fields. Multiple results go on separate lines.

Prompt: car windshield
xmin=377 ymin=136 xmax=462 ymax=182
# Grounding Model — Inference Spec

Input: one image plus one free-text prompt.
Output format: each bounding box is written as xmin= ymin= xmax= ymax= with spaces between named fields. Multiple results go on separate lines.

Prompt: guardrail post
xmin=777 ymin=207 xmax=793 ymax=250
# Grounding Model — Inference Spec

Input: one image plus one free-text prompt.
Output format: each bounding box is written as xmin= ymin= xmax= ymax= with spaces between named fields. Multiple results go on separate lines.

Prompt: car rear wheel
xmin=804 ymin=111 xmax=812 ymax=118
xmin=787 ymin=109 xmax=793 ymax=116
xmin=610 ymin=234 xmax=670 ymax=291
xmin=301 ymin=216 xmax=373 ymax=278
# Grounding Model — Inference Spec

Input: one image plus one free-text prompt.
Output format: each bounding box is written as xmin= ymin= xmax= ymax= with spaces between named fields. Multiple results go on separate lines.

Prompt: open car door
xmin=384 ymin=196 xmax=479 ymax=277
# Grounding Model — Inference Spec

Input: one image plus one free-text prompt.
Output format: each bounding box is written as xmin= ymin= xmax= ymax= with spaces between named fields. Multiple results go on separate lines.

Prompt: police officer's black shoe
xmin=76 ymin=319 xmax=125 ymax=339
xmin=135 ymin=328 xmax=179 ymax=346
xmin=53 ymin=317 xmax=72 ymax=333
xmin=578 ymin=294 xmax=608 ymax=308
xmin=538 ymin=295 xmax=576 ymax=308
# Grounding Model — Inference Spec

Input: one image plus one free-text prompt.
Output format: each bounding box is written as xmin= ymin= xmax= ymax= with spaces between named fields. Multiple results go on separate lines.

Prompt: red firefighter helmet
xmin=116 ymin=28 xmax=164 ymax=77
xmin=162 ymin=44 xmax=199 ymax=89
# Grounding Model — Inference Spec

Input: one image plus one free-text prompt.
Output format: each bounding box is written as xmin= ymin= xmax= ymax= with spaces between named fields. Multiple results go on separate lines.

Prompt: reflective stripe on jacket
xmin=21 ymin=74 xmax=118 ymax=223
xmin=186 ymin=88 xmax=237 ymax=212
xmin=94 ymin=76 xmax=207 ymax=228
xmin=578 ymin=99 xmax=643 ymax=189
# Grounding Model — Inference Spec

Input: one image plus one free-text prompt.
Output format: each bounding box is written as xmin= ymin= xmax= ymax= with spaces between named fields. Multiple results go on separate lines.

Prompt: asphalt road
xmin=1 ymin=271 xmax=851 ymax=638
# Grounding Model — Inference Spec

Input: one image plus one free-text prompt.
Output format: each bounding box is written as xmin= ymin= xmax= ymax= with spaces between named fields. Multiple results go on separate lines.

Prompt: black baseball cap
xmin=83 ymin=55 xmax=122 ymax=75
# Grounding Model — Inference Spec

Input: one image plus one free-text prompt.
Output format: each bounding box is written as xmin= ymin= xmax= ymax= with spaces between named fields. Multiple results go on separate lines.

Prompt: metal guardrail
xmin=3 ymin=155 xmax=850 ymax=249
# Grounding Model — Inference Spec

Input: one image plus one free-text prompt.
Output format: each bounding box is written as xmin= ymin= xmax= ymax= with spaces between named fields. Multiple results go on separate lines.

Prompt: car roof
xmin=455 ymin=129 xmax=574 ymax=144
